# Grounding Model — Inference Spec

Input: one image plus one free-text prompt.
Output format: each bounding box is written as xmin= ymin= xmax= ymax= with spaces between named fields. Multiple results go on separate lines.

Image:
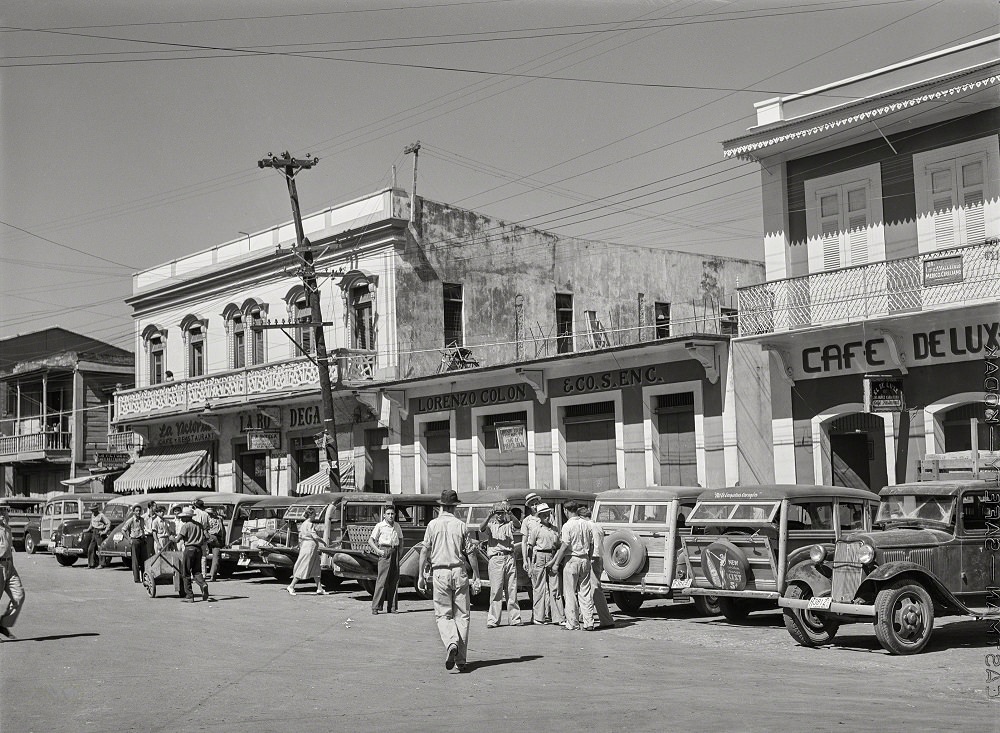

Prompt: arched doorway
xmin=939 ymin=403 xmax=990 ymax=452
xmin=824 ymin=412 xmax=889 ymax=490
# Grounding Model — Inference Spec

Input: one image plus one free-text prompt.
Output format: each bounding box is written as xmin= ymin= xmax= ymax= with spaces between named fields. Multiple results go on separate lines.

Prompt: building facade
xmin=1 ymin=328 xmax=134 ymax=496
xmin=113 ymin=188 xmax=762 ymax=495
xmin=726 ymin=36 xmax=999 ymax=489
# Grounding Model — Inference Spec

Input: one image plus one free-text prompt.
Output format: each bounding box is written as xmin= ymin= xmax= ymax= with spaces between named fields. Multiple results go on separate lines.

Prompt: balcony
xmin=115 ymin=350 xmax=380 ymax=421
xmin=0 ymin=431 xmax=72 ymax=463
xmin=737 ymin=241 xmax=999 ymax=336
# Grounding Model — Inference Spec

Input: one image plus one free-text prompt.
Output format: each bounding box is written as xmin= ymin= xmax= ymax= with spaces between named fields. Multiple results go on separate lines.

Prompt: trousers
xmin=589 ymin=556 xmax=615 ymax=626
xmin=182 ymin=546 xmax=209 ymax=600
xmin=562 ymin=556 xmax=596 ymax=630
xmin=432 ymin=566 xmax=471 ymax=665
xmin=86 ymin=529 xmax=104 ymax=568
xmin=0 ymin=559 xmax=24 ymax=629
xmin=529 ymin=551 xmax=563 ymax=624
xmin=372 ymin=549 xmax=399 ymax=612
xmin=487 ymin=553 xmax=521 ymax=626
xmin=129 ymin=537 xmax=149 ymax=583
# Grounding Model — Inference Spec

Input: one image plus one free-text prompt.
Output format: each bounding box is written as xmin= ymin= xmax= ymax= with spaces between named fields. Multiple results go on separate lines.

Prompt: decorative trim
xmin=761 ymin=343 xmax=795 ymax=386
xmin=874 ymin=328 xmax=908 ymax=374
xmin=515 ymin=368 xmax=547 ymax=404
xmin=684 ymin=340 xmax=720 ymax=384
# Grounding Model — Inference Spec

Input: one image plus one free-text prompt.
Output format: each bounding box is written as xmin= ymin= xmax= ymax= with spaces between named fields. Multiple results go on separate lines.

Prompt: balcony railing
xmin=737 ymin=241 xmax=999 ymax=336
xmin=115 ymin=350 xmax=380 ymax=421
xmin=0 ymin=431 xmax=72 ymax=458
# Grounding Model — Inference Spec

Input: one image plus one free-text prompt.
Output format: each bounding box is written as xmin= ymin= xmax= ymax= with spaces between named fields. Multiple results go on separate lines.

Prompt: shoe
xmin=445 ymin=644 xmax=458 ymax=670
xmin=202 ymin=586 xmax=209 ymax=602
xmin=510 ymin=622 xmax=523 ymax=627
xmin=315 ymin=589 xmax=328 ymax=595
xmin=0 ymin=626 xmax=14 ymax=639
xmin=456 ymin=663 xmax=467 ymax=672
xmin=372 ymin=609 xmax=380 ymax=615
xmin=583 ymin=626 xmax=597 ymax=631
xmin=206 ymin=576 xmax=215 ymax=583
xmin=486 ymin=624 xmax=498 ymax=629
xmin=562 ymin=624 xmax=579 ymax=631
xmin=389 ymin=609 xmax=399 ymax=614
xmin=597 ymin=622 xmax=617 ymax=629
xmin=183 ymin=598 xmax=195 ymax=603
xmin=286 ymin=587 xmax=296 ymax=596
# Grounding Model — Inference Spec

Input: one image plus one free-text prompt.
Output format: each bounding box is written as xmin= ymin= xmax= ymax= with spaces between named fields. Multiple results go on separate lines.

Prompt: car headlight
xmin=857 ymin=542 xmax=875 ymax=564
xmin=808 ymin=545 xmax=826 ymax=564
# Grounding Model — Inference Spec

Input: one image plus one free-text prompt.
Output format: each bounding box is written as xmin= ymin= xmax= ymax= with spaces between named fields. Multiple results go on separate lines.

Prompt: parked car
xmin=255 ymin=493 xmax=350 ymax=583
xmin=217 ymin=496 xmax=299 ymax=575
xmin=197 ymin=493 xmax=267 ymax=577
xmin=0 ymin=497 xmax=44 ymax=551
xmin=23 ymin=492 xmax=117 ymax=556
xmin=399 ymin=487 xmax=596 ymax=600
xmin=97 ymin=491 xmax=208 ymax=567
xmin=778 ymin=479 xmax=996 ymax=655
xmin=323 ymin=493 xmax=442 ymax=595
xmin=593 ymin=486 xmax=719 ymax=615
xmin=680 ymin=484 xmax=879 ymax=622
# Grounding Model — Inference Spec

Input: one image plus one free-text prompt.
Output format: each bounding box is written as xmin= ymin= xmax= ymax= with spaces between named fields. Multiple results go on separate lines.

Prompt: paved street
xmin=2 ymin=553 xmax=995 ymax=733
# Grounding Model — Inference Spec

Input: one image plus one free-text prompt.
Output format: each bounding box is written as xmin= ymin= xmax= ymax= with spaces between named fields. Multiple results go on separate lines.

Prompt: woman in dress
xmin=286 ymin=507 xmax=327 ymax=595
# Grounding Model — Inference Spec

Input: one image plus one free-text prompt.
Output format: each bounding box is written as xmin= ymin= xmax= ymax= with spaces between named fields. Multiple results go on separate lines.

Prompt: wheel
xmin=783 ymin=584 xmax=840 ymax=647
xmin=873 ymin=581 xmax=934 ymax=655
xmin=361 ymin=579 xmax=376 ymax=597
xmin=271 ymin=568 xmax=292 ymax=583
xmin=718 ymin=597 xmax=751 ymax=622
xmin=602 ymin=530 xmax=647 ymax=581
xmin=24 ymin=533 xmax=37 ymax=555
xmin=56 ymin=554 xmax=78 ymax=567
xmin=693 ymin=595 xmax=721 ymax=616
xmin=143 ymin=571 xmax=157 ymax=598
xmin=99 ymin=555 xmax=112 ymax=568
xmin=611 ymin=591 xmax=644 ymax=613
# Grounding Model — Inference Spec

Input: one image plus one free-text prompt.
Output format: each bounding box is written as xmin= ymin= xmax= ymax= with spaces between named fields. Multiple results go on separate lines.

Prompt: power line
xmin=0 ymin=219 xmax=136 ymax=269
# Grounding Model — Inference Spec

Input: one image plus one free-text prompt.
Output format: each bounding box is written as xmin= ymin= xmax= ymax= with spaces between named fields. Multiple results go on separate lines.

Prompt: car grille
xmin=831 ymin=540 xmax=865 ymax=603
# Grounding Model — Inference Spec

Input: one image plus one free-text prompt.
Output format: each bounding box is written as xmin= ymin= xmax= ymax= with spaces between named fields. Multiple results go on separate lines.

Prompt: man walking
xmin=191 ymin=499 xmax=212 ymax=576
xmin=118 ymin=505 xmax=150 ymax=583
xmin=524 ymin=503 xmax=563 ymax=625
xmin=581 ymin=505 xmax=616 ymax=629
xmin=478 ymin=500 xmax=522 ymax=628
xmin=173 ymin=508 xmax=211 ymax=603
xmin=86 ymin=504 xmax=111 ymax=569
xmin=0 ymin=508 xmax=25 ymax=639
xmin=546 ymin=501 xmax=596 ymax=631
xmin=418 ymin=489 xmax=481 ymax=672
xmin=368 ymin=506 xmax=403 ymax=614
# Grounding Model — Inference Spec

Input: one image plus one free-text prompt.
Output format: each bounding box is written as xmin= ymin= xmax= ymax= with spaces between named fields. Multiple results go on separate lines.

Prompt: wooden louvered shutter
xmin=929 ymin=166 xmax=957 ymax=250
xmin=819 ymin=192 xmax=842 ymax=270
xmin=846 ymin=186 xmax=869 ymax=266
xmin=961 ymin=159 xmax=986 ymax=245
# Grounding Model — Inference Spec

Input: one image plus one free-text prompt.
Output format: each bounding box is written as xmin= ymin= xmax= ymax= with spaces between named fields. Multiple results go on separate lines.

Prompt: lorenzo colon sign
xmin=802 ymin=322 xmax=999 ymax=374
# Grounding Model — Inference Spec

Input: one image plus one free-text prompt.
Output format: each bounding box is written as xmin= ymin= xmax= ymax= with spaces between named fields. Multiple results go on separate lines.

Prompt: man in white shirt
xmin=546 ymin=501 xmax=596 ymax=631
xmin=368 ymin=506 xmax=403 ymax=614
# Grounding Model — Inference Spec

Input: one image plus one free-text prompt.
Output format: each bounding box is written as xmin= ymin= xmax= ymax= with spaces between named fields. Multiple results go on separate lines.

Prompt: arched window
xmin=242 ymin=298 xmax=268 ymax=366
xmin=284 ymin=286 xmax=314 ymax=358
xmin=338 ymin=271 xmax=378 ymax=351
xmin=180 ymin=314 xmax=208 ymax=378
xmin=222 ymin=304 xmax=245 ymax=369
xmin=141 ymin=324 xmax=168 ymax=386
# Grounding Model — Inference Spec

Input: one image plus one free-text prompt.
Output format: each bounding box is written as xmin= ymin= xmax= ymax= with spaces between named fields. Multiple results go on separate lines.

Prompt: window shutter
xmin=961 ymin=161 xmax=986 ymax=245
xmin=821 ymin=220 xmax=841 ymax=269
xmin=846 ymin=186 xmax=869 ymax=265
xmin=929 ymin=165 xmax=957 ymax=250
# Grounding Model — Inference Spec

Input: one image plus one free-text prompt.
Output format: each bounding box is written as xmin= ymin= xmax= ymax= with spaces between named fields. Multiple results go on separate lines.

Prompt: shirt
xmin=370 ymin=520 xmax=403 ymax=547
xmin=560 ymin=515 xmax=593 ymax=557
xmin=422 ymin=511 xmax=472 ymax=568
xmin=177 ymin=519 xmax=206 ymax=547
xmin=120 ymin=515 xmax=149 ymax=540
xmin=151 ymin=516 xmax=172 ymax=540
xmin=483 ymin=517 xmax=515 ymax=555
xmin=193 ymin=508 xmax=210 ymax=532
xmin=526 ymin=520 xmax=560 ymax=552
xmin=89 ymin=512 xmax=111 ymax=534
xmin=0 ymin=523 xmax=13 ymax=560
xmin=520 ymin=514 xmax=541 ymax=552
xmin=587 ymin=519 xmax=605 ymax=559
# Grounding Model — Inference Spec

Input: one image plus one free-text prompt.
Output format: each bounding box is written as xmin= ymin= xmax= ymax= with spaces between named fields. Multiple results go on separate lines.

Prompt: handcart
xmin=142 ymin=544 xmax=185 ymax=598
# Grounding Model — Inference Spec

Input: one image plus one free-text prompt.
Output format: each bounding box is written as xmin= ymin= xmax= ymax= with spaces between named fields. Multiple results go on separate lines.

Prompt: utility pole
xmin=257 ymin=151 xmax=340 ymax=490
xmin=404 ymin=141 xmax=420 ymax=225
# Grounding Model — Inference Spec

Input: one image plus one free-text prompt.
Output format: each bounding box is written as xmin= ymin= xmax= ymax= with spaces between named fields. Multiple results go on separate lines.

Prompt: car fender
xmin=398 ymin=543 xmax=424 ymax=582
xmin=860 ymin=562 xmax=976 ymax=615
xmin=784 ymin=561 xmax=832 ymax=596
xmin=786 ymin=542 xmax=835 ymax=569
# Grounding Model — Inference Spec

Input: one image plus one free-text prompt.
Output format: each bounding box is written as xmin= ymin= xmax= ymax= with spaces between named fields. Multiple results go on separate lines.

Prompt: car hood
xmin=57 ymin=518 xmax=92 ymax=535
xmin=845 ymin=527 xmax=951 ymax=549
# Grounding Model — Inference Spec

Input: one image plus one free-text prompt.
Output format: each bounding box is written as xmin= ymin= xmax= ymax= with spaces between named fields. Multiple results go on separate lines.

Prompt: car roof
xmin=141 ymin=491 xmax=215 ymax=503
xmin=455 ymin=488 xmax=596 ymax=504
xmin=339 ymin=493 xmax=442 ymax=506
xmin=199 ymin=493 xmax=266 ymax=506
xmin=45 ymin=493 xmax=117 ymax=503
xmin=695 ymin=485 xmax=878 ymax=502
xmin=0 ymin=497 xmax=44 ymax=505
xmin=248 ymin=496 xmax=300 ymax=509
xmin=880 ymin=479 xmax=998 ymax=497
xmin=289 ymin=492 xmax=357 ymax=506
xmin=595 ymin=486 xmax=704 ymax=502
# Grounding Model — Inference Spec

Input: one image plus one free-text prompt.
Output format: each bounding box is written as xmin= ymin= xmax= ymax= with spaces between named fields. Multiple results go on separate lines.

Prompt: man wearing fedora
xmin=525 ymin=502 xmax=564 ymax=625
xmin=418 ymin=489 xmax=481 ymax=672
xmin=172 ymin=507 xmax=211 ymax=603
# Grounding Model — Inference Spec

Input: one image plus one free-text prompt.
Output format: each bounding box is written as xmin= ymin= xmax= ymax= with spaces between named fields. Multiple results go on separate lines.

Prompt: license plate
xmin=237 ymin=557 xmax=251 ymax=567
xmin=807 ymin=596 xmax=832 ymax=610
xmin=671 ymin=578 xmax=692 ymax=589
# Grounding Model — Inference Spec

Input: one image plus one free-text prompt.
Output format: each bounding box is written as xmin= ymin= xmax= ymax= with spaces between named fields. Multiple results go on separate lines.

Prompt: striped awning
xmin=114 ymin=446 xmax=213 ymax=493
xmin=295 ymin=461 xmax=355 ymax=495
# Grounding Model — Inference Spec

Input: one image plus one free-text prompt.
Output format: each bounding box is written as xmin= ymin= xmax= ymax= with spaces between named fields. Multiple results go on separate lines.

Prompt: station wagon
xmin=23 ymin=493 xmax=117 ymax=555
xmin=680 ymin=485 xmax=878 ymax=621
xmin=255 ymin=493 xmax=349 ymax=583
xmin=0 ymin=497 xmax=43 ymax=551
xmin=217 ymin=495 xmax=299 ymax=575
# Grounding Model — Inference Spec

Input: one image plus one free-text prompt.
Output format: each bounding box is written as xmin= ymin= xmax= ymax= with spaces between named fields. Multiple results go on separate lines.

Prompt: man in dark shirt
xmin=173 ymin=508 xmax=211 ymax=603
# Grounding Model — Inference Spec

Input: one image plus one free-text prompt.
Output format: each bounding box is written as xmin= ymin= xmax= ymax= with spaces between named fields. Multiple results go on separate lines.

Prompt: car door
xmin=41 ymin=502 xmax=59 ymax=544
xmin=958 ymin=489 xmax=988 ymax=605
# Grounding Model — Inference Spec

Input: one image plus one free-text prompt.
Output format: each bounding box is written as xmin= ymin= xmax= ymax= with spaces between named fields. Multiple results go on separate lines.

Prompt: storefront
xmin=114 ymin=418 xmax=218 ymax=494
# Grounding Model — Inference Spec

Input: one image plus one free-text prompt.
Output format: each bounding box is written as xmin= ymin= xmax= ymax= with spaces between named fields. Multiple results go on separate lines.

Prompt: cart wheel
xmin=143 ymin=571 xmax=157 ymax=598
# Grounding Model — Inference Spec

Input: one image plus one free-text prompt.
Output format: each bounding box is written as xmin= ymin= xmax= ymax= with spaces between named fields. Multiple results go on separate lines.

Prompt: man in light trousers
xmin=525 ymin=503 xmax=564 ymax=625
xmin=418 ymin=489 xmax=482 ymax=672
xmin=0 ymin=508 xmax=25 ymax=639
xmin=546 ymin=501 xmax=596 ymax=631
xmin=479 ymin=500 xmax=521 ymax=628
xmin=581 ymin=505 xmax=616 ymax=628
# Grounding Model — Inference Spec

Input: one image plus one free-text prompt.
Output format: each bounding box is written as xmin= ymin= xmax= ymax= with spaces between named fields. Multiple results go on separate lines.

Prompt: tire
xmin=611 ymin=591 xmax=644 ymax=613
xmin=693 ymin=595 xmax=721 ymax=616
xmin=783 ymin=583 xmax=840 ymax=647
xmin=56 ymin=554 xmax=78 ymax=567
xmin=718 ymin=597 xmax=751 ymax=622
xmin=271 ymin=568 xmax=292 ymax=583
xmin=143 ymin=571 xmax=157 ymax=598
xmin=603 ymin=530 xmax=646 ymax=581
xmin=360 ymin=579 xmax=376 ymax=597
xmin=24 ymin=533 xmax=37 ymax=555
xmin=873 ymin=581 xmax=934 ymax=655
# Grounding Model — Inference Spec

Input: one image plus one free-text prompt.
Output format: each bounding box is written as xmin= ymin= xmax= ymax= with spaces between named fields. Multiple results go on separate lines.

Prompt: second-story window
xmin=250 ymin=317 xmax=265 ymax=365
xmin=188 ymin=324 xmax=205 ymax=378
xmin=231 ymin=315 xmax=246 ymax=369
xmin=351 ymin=283 xmax=376 ymax=350
xmin=295 ymin=298 xmax=314 ymax=356
xmin=142 ymin=325 xmax=168 ymax=386
xmin=720 ymin=307 xmax=738 ymax=336
xmin=804 ymin=163 xmax=885 ymax=272
xmin=443 ymin=283 xmax=464 ymax=347
xmin=654 ymin=302 xmax=670 ymax=338
xmin=556 ymin=293 xmax=574 ymax=354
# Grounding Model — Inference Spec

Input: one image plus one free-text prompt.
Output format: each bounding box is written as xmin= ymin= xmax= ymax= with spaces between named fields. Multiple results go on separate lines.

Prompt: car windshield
xmin=104 ymin=505 xmax=130 ymax=522
xmin=687 ymin=501 xmax=780 ymax=524
xmin=595 ymin=504 xmax=632 ymax=523
xmin=876 ymin=495 xmax=956 ymax=526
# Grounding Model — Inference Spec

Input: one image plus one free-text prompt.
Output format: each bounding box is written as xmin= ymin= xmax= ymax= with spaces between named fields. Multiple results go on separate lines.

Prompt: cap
xmin=492 ymin=500 xmax=510 ymax=513
xmin=439 ymin=489 xmax=460 ymax=505
xmin=535 ymin=503 xmax=552 ymax=514
xmin=524 ymin=492 xmax=541 ymax=504
xmin=179 ymin=507 xmax=195 ymax=518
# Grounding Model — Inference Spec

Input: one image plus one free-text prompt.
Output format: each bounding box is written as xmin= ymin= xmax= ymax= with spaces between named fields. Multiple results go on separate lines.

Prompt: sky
xmin=1 ymin=0 xmax=996 ymax=350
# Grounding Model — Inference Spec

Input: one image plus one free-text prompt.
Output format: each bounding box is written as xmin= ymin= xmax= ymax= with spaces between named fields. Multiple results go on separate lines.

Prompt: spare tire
xmin=602 ymin=530 xmax=646 ymax=581
xmin=700 ymin=538 xmax=750 ymax=591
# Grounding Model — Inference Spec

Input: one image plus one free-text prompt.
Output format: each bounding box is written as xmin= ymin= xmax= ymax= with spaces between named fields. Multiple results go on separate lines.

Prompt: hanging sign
xmin=496 ymin=425 xmax=527 ymax=452
xmin=864 ymin=375 xmax=905 ymax=413
xmin=923 ymin=255 xmax=963 ymax=286
xmin=247 ymin=429 xmax=281 ymax=451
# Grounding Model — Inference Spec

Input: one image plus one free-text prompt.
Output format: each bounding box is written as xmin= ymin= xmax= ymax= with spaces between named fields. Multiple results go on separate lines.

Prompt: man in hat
xmin=545 ymin=501 xmax=596 ymax=630
xmin=191 ymin=499 xmax=211 ymax=576
xmin=418 ymin=489 xmax=481 ymax=672
xmin=172 ymin=507 xmax=211 ymax=603
xmin=524 ymin=503 xmax=563 ymax=625
xmin=478 ymin=499 xmax=522 ymax=628
xmin=86 ymin=504 xmax=111 ymax=569
xmin=520 ymin=492 xmax=542 ymax=574
xmin=581 ymin=505 xmax=616 ymax=629
xmin=118 ymin=504 xmax=150 ymax=583
xmin=0 ymin=507 xmax=25 ymax=639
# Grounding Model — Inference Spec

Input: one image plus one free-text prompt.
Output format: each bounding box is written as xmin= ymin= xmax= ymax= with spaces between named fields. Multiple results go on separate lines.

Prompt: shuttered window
xmin=482 ymin=411 xmax=528 ymax=489
xmin=563 ymin=401 xmax=616 ymax=491
xmin=423 ymin=420 xmax=451 ymax=492
xmin=805 ymin=164 xmax=884 ymax=273
xmin=655 ymin=393 xmax=697 ymax=485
